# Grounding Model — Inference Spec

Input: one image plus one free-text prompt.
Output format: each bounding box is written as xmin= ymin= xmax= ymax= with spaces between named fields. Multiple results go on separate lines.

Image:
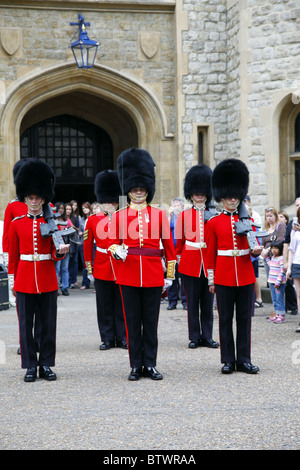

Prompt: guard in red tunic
xmin=3 ymin=160 xmax=28 ymax=307
xmin=175 ymin=164 xmax=219 ymax=349
xmin=83 ymin=170 xmax=127 ymax=351
xmin=108 ymin=148 xmax=176 ymax=381
xmin=8 ymin=159 xmax=69 ymax=382
xmin=205 ymin=158 xmax=261 ymax=374
xmin=3 ymin=160 xmax=43 ymax=356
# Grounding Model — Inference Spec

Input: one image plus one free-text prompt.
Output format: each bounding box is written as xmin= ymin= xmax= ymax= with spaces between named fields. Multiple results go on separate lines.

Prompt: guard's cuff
xmin=85 ymin=261 xmax=93 ymax=275
xmin=207 ymin=269 xmax=214 ymax=286
xmin=3 ymin=252 xmax=8 ymax=267
xmin=8 ymin=274 xmax=14 ymax=291
xmin=166 ymin=260 xmax=176 ymax=280
xmin=55 ymin=251 xmax=65 ymax=259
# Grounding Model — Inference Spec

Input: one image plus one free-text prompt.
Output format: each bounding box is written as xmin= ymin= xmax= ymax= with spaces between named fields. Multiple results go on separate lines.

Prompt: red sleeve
xmin=2 ymin=204 xmax=13 ymax=253
xmin=205 ymin=218 xmax=218 ymax=273
xmin=160 ymin=209 xmax=176 ymax=263
xmin=8 ymin=221 xmax=20 ymax=278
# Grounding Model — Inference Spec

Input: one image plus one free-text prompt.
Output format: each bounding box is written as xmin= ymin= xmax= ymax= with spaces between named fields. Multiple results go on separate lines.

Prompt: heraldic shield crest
xmin=139 ymin=31 xmax=160 ymax=59
xmin=0 ymin=28 xmax=21 ymax=56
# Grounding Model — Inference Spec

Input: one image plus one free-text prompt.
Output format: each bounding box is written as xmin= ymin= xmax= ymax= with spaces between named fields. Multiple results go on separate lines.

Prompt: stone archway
xmin=0 ymin=63 xmax=174 ymax=216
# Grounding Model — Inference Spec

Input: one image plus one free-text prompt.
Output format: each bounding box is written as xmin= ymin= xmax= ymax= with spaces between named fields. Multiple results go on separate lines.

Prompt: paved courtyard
xmin=0 ymin=283 xmax=299 ymax=451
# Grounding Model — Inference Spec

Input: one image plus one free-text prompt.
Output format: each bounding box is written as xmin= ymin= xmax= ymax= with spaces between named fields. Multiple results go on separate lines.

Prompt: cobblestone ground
xmin=0 ymin=284 xmax=299 ymax=451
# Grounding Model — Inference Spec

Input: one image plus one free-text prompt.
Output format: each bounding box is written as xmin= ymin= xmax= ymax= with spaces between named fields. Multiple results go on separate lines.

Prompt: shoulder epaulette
xmin=114 ymin=206 xmax=128 ymax=214
xmin=149 ymin=204 xmax=168 ymax=212
xmin=12 ymin=215 xmax=26 ymax=222
xmin=10 ymin=198 xmax=19 ymax=203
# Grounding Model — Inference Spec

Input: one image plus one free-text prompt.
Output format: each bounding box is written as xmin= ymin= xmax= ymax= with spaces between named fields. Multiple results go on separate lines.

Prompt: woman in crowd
xmin=79 ymin=202 xmax=92 ymax=290
xmin=66 ymin=202 xmax=80 ymax=288
xmin=54 ymin=202 xmax=71 ymax=296
xmin=261 ymin=207 xmax=286 ymax=281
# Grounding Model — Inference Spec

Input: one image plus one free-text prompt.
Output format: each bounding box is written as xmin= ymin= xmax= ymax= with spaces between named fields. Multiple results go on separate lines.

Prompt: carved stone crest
xmin=0 ymin=28 xmax=21 ymax=56
xmin=139 ymin=31 xmax=160 ymax=59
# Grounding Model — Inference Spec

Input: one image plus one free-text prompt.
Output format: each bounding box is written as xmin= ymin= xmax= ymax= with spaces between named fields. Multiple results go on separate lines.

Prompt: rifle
xmin=40 ymin=203 xmax=75 ymax=251
xmin=204 ymin=204 xmax=218 ymax=223
xmin=235 ymin=202 xmax=268 ymax=251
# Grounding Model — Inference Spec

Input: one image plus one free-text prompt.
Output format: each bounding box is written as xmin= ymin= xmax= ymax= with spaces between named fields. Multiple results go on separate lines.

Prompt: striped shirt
xmin=267 ymin=255 xmax=286 ymax=285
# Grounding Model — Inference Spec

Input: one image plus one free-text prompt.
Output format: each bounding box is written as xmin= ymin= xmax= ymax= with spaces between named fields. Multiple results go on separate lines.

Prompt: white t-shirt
xmin=289 ymin=228 xmax=300 ymax=265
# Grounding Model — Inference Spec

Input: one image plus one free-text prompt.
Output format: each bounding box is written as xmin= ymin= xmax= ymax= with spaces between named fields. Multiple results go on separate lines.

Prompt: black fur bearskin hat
xmin=94 ymin=170 xmax=121 ymax=204
xmin=15 ymin=158 xmax=56 ymax=204
xmin=13 ymin=159 xmax=27 ymax=184
xmin=212 ymin=158 xmax=249 ymax=203
xmin=117 ymin=148 xmax=155 ymax=203
xmin=184 ymin=164 xmax=213 ymax=205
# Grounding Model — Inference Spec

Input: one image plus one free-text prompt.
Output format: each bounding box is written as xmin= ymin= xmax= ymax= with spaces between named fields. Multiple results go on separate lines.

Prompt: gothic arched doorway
xmin=20 ymin=114 xmax=113 ymax=204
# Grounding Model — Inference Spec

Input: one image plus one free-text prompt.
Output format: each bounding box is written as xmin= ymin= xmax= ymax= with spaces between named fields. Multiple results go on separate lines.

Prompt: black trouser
xmin=94 ymin=278 xmax=126 ymax=343
xmin=182 ymin=271 xmax=214 ymax=341
xmin=119 ymin=285 xmax=162 ymax=369
xmin=215 ymin=283 xmax=254 ymax=364
xmin=16 ymin=291 xmax=58 ymax=369
xmin=33 ymin=305 xmax=42 ymax=352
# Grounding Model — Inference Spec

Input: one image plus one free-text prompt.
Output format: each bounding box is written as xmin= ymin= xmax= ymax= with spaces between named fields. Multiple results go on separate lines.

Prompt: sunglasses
xmin=265 ymin=207 xmax=275 ymax=212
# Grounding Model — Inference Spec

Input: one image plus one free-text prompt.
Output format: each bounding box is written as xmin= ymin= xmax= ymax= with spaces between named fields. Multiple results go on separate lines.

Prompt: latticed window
xmin=20 ymin=114 xmax=113 ymax=182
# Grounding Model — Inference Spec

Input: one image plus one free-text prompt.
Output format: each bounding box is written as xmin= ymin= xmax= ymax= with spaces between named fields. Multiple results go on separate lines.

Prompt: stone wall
xmin=181 ymin=0 xmax=300 ymax=216
xmin=247 ymin=0 xmax=300 ymax=214
xmin=181 ymin=0 xmax=228 ymax=169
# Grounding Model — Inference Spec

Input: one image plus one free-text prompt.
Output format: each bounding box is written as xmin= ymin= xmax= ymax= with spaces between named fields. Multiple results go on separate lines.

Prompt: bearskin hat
xmin=184 ymin=164 xmax=212 ymax=204
xmin=15 ymin=158 xmax=56 ymax=204
xmin=94 ymin=170 xmax=121 ymax=204
xmin=212 ymin=158 xmax=249 ymax=203
xmin=117 ymin=148 xmax=156 ymax=203
xmin=13 ymin=159 xmax=27 ymax=184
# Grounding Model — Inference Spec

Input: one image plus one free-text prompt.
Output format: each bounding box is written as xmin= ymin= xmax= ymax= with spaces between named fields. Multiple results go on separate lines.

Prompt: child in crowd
xmin=266 ymin=241 xmax=287 ymax=324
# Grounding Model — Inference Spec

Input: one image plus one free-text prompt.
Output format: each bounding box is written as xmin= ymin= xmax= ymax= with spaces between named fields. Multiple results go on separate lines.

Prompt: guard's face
xmin=129 ymin=187 xmax=148 ymax=204
xmin=192 ymin=193 xmax=207 ymax=206
xmin=222 ymin=197 xmax=240 ymax=211
xmin=25 ymin=194 xmax=45 ymax=213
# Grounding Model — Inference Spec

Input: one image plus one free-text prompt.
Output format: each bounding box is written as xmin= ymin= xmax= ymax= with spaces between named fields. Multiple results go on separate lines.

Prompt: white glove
xmin=163 ymin=279 xmax=173 ymax=293
xmin=87 ymin=274 xmax=94 ymax=282
xmin=115 ymin=244 xmax=128 ymax=261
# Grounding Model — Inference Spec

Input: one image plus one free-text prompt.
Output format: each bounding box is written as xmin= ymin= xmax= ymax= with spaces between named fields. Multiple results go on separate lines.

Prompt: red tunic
xmin=8 ymin=213 xmax=63 ymax=293
xmin=175 ymin=207 xmax=210 ymax=278
xmin=83 ymin=212 xmax=118 ymax=281
xmin=108 ymin=203 xmax=176 ymax=287
xmin=205 ymin=211 xmax=256 ymax=287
